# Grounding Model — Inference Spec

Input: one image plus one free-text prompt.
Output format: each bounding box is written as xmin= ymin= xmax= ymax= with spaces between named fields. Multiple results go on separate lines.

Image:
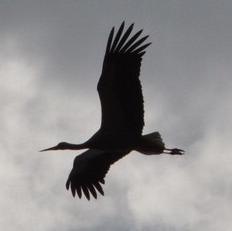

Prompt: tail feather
xmin=143 ymin=131 xmax=162 ymax=141
xmin=136 ymin=131 xmax=165 ymax=155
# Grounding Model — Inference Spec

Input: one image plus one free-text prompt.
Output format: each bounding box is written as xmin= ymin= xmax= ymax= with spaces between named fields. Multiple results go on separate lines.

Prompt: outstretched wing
xmin=97 ymin=22 xmax=151 ymax=136
xmin=66 ymin=149 xmax=129 ymax=200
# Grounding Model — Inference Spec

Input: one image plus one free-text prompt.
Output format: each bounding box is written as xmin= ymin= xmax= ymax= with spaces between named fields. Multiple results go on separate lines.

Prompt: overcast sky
xmin=1 ymin=0 xmax=232 ymax=230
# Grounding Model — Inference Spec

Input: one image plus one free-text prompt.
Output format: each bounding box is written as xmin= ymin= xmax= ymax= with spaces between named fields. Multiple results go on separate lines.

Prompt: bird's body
xmin=41 ymin=22 xmax=184 ymax=200
xmin=54 ymin=130 xmax=164 ymax=155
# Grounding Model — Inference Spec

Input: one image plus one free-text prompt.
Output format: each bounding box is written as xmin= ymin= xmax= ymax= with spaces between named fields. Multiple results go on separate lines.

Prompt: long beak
xmin=40 ymin=146 xmax=58 ymax=152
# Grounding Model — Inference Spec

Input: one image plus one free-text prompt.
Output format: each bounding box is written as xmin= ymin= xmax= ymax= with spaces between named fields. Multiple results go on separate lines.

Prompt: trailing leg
xmin=163 ymin=148 xmax=184 ymax=155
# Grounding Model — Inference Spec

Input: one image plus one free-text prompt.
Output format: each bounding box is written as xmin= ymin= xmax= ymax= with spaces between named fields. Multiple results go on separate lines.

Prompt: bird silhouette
xmin=41 ymin=22 xmax=184 ymax=200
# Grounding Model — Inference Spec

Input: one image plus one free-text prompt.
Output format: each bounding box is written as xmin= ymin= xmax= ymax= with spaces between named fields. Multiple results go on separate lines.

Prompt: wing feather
xmin=120 ymin=29 xmax=143 ymax=52
xmin=111 ymin=21 xmax=125 ymax=51
xmin=132 ymin=43 xmax=152 ymax=55
xmin=66 ymin=149 xmax=129 ymax=200
xmin=125 ymin=35 xmax=149 ymax=53
xmin=105 ymin=27 xmax=114 ymax=54
xmin=115 ymin=23 xmax=134 ymax=52
xmin=98 ymin=23 xmax=151 ymax=136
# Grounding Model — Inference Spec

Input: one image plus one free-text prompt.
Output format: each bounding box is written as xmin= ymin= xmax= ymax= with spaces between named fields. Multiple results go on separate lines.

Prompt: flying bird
xmin=41 ymin=22 xmax=184 ymax=200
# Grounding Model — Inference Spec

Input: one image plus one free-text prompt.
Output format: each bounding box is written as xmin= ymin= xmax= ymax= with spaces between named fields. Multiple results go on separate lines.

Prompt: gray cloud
xmin=1 ymin=0 xmax=232 ymax=230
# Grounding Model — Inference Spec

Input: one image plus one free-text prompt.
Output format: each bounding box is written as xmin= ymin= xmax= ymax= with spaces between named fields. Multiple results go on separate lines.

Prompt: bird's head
xmin=40 ymin=142 xmax=69 ymax=152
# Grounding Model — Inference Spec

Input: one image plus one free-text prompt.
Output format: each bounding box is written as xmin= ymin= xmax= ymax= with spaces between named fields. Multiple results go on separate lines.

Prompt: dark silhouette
xmin=41 ymin=22 xmax=184 ymax=200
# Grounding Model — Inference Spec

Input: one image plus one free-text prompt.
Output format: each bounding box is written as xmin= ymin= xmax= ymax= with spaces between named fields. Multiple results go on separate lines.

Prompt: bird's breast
xmin=86 ymin=130 xmax=139 ymax=151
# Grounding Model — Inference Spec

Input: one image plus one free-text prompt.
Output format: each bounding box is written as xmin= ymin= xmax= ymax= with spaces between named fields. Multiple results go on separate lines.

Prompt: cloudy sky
xmin=1 ymin=0 xmax=232 ymax=230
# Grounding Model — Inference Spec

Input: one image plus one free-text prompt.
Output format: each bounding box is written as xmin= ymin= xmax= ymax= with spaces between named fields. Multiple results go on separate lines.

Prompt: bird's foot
xmin=164 ymin=148 xmax=185 ymax=155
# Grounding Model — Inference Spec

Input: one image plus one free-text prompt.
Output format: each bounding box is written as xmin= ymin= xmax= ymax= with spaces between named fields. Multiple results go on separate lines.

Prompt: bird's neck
xmin=64 ymin=142 xmax=88 ymax=150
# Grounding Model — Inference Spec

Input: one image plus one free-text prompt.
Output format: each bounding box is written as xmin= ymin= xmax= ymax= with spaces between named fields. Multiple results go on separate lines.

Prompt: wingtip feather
xmin=82 ymin=185 xmax=90 ymax=200
xmin=88 ymin=184 xmax=98 ymax=199
xmin=120 ymin=29 xmax=143 ymax=52
xmin=65 ymin=178 xmax=70 ymax=190
xmin=99 ymin=179 xmax=105 ymax=184
xmin=125 ymin=35 xmax=149 ymax=53
xmin=111 ymin=22 xmax=125 ymax=52
xmin=76 ymin=186 xmax=82 ymax=198
xmin=115 ymin=23 xmax=134 ymax=52
xmin=105 ymin=27 xmax=115 ymax=54
xmin=71 ymin=184 xmax=76 ymax=197
xmin=93 ymin=182 xmax=104 ymax=196
xmin=132 ymin=42 xmax=152 ymax=54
